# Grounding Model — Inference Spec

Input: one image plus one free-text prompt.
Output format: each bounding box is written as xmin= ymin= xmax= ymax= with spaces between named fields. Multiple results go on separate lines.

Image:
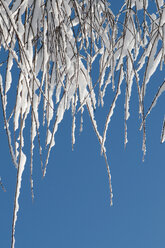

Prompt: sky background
xmin=0 ymin=1 xmax=165 ymax=248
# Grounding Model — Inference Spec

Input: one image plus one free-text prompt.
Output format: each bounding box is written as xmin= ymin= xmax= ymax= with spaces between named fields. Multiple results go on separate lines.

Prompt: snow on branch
xmin=0 ymin=1 xmax=164 ymax=247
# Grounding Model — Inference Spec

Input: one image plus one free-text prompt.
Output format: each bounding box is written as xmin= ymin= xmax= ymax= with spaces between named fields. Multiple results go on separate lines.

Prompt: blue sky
xmin=0 ymin=1 xmax=165 ymax=248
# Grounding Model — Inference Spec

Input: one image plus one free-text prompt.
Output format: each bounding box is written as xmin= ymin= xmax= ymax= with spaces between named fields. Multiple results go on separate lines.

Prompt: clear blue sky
xmin=0 ymin=1 xmax=165 ymax=248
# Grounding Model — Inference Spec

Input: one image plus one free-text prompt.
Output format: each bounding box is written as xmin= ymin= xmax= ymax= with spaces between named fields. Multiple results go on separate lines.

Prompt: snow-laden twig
xmin=0 ymin=1 xmax=164 ymax=246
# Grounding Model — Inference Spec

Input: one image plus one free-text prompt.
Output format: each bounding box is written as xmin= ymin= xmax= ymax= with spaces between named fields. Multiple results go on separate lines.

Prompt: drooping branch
xmin=0 ymin=1 xmax=165 ymax=247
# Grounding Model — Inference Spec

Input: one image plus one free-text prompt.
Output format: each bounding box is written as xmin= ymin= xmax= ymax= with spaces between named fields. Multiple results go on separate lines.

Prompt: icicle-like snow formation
xmin=11 ymin=151 xmax=26 ymax=248
xmin=161 ymin=117 xmax=165 ymax=143
xmin=0 ymin=1 xmax=165 ymax=246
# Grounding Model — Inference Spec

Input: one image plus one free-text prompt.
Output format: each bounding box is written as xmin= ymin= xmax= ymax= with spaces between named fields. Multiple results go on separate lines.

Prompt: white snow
xmin=161 ymin=118 xmax=165 ymax=143
xmin=0 ymin=2 xmax=165 ymax=246
xmin=12 ymin=151 xmax=26 ymax=248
